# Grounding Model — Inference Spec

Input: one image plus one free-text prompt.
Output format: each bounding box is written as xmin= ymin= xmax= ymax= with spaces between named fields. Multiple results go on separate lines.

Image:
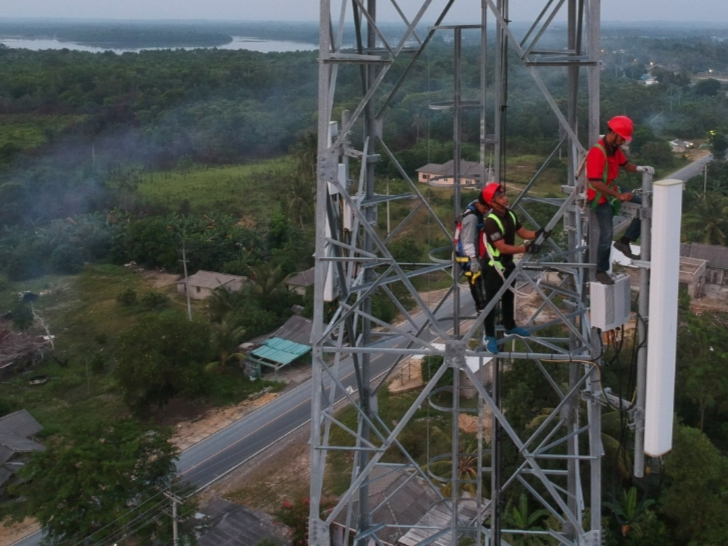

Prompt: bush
xmin=420 ymin=355 xmax=453 ymax=387
xmin=116 ymin=288 xmax=137 ymax=306
xmin=89 ymin=350 xmax=106 ymax=374
xmin=141 ymin=291 xmax=168 ymax=310
xmin=5 ymin=243 xmax=48 ymax=281
xmin=50 ymin=244 xmax=86 ymax=274
xmin=276 ymin=497 xmax=335 ymax=546
xmin=11 ymin=302 xmax=34 ymax=331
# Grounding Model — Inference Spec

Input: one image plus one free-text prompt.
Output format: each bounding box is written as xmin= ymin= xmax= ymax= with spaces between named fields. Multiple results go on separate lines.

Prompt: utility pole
xmin=164 ymin=491 xmax=182 ymax=546
xmin=180 ymin=242 xmax=192 ymax=321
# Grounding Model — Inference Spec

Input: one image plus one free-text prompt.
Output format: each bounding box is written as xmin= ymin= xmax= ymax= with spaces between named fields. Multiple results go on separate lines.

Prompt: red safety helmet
xmin=607 ymin=115 xmax=634 ymax=142
xmin=480 ymin=182 xmax=504 ymax=206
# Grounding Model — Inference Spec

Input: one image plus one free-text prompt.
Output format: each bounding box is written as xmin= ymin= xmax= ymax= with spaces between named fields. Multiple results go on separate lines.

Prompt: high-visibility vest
xmin=589 ymin=142 xmax=621 ymax=214
xmin=481 ymin=210 xmax=517 ymax=272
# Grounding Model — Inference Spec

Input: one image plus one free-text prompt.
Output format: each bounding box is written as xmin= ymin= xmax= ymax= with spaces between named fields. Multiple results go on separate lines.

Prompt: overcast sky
xmin=1 ymin=0 xmax=727 ymax=24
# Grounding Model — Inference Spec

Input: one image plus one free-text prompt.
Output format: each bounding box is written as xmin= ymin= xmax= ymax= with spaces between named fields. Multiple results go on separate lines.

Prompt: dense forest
xmin=1 ymin=20 xmax=728 ymax=546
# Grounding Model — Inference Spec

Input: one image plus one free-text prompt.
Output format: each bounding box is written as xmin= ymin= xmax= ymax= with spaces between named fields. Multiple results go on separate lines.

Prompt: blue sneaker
xmin=484 ymin=336 xmax=499 ymax=354
xmin=505 ymin=326 xmax=531 ymax=337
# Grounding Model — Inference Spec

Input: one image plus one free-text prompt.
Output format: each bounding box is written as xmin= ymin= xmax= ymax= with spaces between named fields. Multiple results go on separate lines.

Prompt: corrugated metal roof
xmin=178 ymin=270 xmax=247 ymax=290
xmin=0 ymin=409 xmax=43 ymax=438
xmin=333 ymin=466 xmax=442 ymax=546
xmin=285 ymin=267 xmax=316 ymax=287
xmin=681 ymin=243 xmax=728 ymax=270
xmin=250 ymin=337 xmax=311 ymax=366
xmin=416 ymin=159 xmax=488 ymax=179
xmin=0 ymin=433 xmax=44 ymax=454
xmin=197 ymin=497 xmax=289 ymax=546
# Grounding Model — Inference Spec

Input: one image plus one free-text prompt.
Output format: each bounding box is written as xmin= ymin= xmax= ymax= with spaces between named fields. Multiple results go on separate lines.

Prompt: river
xmin=0 ymin=35 xmax=318 ymax=54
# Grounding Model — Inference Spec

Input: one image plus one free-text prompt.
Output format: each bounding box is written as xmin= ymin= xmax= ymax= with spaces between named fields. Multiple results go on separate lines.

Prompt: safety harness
xmin=454 ymin=202 xmax=484 ymax=274
xmin=589 ymin=142 xmax=621 ymax=215
xmin=482 ymin=210 xmax=518 ymax=274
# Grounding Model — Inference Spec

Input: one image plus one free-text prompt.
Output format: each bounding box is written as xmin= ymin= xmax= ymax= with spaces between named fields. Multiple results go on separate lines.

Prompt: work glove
xmin=524 ymin=241 xmax=541 ymax=255
xmin=535 ymin=227 xmax=552 ymax=241
xmin=469 ymin=258 xmax=481 ymax=275
xmin=636 ymin=165 xmax=655 ymax=175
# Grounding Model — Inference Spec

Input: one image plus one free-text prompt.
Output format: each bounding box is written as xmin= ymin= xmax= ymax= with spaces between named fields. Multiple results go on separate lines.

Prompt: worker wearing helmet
xmin=479 ymin=183 xmax=543 ymax=354
xmin=455 ymin=192 xmax=489 ymax=312
xmin=587 ymin=115 xmax=654 ymax=285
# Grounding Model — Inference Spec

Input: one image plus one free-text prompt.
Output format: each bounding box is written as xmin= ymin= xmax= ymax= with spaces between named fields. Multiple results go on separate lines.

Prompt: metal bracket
xmin=579 ymin=530 xmax=601 ymax=546
xmin=309 ymin=518 xmax=331 ymax=546
xmin=319 ymin=148 xmax=340 ymax=183
xmin=629 ymin=405 xmax=645 ymax=433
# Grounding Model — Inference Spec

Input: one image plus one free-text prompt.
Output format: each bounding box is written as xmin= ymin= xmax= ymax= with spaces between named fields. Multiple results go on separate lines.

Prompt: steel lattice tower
xmin=310 ymin=1 xmax=606 ymax=545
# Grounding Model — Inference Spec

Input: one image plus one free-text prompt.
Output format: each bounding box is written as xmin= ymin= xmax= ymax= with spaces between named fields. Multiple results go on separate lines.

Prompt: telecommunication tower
xmin=308 ymin=1 xmax=652 ymax=545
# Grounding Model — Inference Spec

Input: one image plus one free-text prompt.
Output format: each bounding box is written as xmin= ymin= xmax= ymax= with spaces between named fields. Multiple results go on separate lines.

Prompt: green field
xmin=137 ymin=158 xmax=294 ymax=214
xmin=0 ymin=114 xmax=86 ymax=151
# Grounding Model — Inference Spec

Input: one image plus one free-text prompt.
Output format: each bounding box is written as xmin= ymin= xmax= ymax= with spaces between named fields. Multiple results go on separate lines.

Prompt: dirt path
xmin=0 ymin=518 xmax=40 ymax=546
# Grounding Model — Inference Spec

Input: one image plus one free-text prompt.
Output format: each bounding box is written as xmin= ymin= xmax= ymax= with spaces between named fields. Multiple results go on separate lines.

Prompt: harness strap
xmin=589 ymin=142 xmax=612 ymax=210
xmin=484 ymin=210 xmax=517 ymax=281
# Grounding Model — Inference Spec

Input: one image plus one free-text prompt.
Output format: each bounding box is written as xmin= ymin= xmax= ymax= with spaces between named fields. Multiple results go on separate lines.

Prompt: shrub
xmin=276 ymin=496 xmax=335 ymax=546
xmin=141 ymin=291 xmax=168 ymax=310
xmin=11 ymin=302 xmax=34 ymax=331
xmin=50 ymin=244 xmax=86 ymax=274
xmin=116 ymin=288 xmax=137 ymax=306
xmin=420 ymin=355 xmax=453 ymax=387
xmin=89 ymin=350 xmax=106 ymax=374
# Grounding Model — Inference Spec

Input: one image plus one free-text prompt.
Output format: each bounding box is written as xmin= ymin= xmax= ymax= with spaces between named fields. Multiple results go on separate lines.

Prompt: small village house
xmin=176 ymin=270 xmax=247 ymax=301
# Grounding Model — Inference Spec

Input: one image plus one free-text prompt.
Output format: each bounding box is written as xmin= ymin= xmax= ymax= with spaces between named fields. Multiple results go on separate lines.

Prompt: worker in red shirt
xmin=586 ymin=115 xmax=654 ymax=285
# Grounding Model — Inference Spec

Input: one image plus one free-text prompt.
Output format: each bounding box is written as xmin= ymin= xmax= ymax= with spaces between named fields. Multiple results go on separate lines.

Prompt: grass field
xmin=137 ymin=158 xmax=294 ymax=215
xmin=0 ymin=114 xmax=86 ymax=151
xmin=0 ymin=264 xmax=273 ymax=437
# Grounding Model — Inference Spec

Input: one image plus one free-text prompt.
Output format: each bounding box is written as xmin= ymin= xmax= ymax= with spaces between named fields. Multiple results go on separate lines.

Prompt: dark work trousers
xmin=468 ymin=273 xmax=487 ymax=313
xmin=594 ymin=190 xmax=642 ymax=273
xmin=482 ymin=261 xmax=516 ymax=337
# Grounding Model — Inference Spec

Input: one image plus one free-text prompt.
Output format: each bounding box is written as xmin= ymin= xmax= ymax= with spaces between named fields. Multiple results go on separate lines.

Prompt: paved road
xmin=177 ymin=293 xmax=461 ymax=488
xmin=667 ymin=152 xmax=712 ymax=182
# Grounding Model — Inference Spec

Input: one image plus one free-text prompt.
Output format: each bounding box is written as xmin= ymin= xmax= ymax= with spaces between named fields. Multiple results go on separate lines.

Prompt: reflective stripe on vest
xmin=589 ymin=142 xmax=621 ymax=214
xmin=483 ymin=210 xmax=517 ymax=272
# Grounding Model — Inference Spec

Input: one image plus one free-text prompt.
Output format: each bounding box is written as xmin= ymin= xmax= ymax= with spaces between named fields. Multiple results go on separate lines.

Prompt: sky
xmin=1 ymin=0 xmax=727 ymax=24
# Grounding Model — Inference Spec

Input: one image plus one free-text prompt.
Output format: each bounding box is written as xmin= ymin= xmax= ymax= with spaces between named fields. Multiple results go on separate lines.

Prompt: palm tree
xmin=527 ymin=407 xmax=632 ymax=482
xmin=247 ymin=262 xmax=286 ymax=300
xmin=209 ymin=314 xmax=246 ymax=368
xmin=284 ymin=174 xmax=315 ymax=229
xmin=503 ymin=494 xmax=550 ymax=546
xmin=206 ymin=286 xmax=241 ymax=323
xmin=425 ymin=433 xmax=491 ymax=498
xmin=683 ymin=193 xmax=728 ymax=245
xmin=603 ymin=486 xmax=655 ymax=539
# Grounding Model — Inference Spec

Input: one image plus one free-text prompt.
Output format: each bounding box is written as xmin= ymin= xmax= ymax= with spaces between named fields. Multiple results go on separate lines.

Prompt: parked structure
xmin=284 ymin=267 xmax=316 ymax=296
xmin=0 ymin=410 xmax=44 ymax=499
xmin=416 ymin=160 xmax=491 ymax=187
xmin=241 ymin=315 xmax=318 ymax=379
xmin=681 ymin=242 xmax=728 ymax=285
xmin=669 ymin=139 xmax=693 ymax=154
xmin=176 ymin=270 xmax=246 ymax=301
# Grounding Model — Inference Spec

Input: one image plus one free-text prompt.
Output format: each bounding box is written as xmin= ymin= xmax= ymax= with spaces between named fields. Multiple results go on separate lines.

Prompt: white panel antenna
xmin=645 ymin=179 xmax=683 ymax=456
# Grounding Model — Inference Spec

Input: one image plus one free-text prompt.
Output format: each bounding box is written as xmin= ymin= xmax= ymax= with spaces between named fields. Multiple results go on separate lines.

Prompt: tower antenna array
xmin=310 ymin=2 xmax=609 ymax=545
